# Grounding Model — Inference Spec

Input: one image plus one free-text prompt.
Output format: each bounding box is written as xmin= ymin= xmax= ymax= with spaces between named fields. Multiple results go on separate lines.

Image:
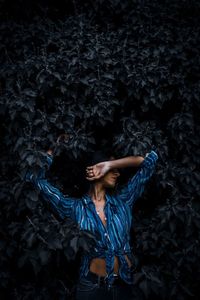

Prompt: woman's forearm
xmin=108 ymin=156 xmax=145 ymax=170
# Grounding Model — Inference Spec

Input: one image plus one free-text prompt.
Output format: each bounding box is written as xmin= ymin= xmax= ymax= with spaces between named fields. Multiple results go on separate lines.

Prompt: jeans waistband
xmin=85 ymin=271 xmax=126 ymax=288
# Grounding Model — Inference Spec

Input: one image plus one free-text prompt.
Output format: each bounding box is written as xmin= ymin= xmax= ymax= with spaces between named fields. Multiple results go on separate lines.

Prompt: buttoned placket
xmin=87 ymin=194 xmax=116 ymax=278
xmin=89 ymin=196 xmax=112 ymax=246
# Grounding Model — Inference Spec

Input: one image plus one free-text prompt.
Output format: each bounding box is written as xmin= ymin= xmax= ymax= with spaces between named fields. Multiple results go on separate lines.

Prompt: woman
xmin=24 ymin=134 xmax=158 ymax=300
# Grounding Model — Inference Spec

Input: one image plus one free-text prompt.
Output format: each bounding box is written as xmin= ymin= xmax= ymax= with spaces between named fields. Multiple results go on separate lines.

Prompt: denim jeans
xmin=75 ymin=275 xmax=134 ymax=300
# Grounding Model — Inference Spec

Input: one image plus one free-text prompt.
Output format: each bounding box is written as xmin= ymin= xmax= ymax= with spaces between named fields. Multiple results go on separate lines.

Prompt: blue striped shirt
xmin=24 ymin=150 xmax=158 ymax=286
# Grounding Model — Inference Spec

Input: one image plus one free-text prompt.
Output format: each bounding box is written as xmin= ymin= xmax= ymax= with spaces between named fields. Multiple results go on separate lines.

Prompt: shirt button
xmin=104 ymin=233 xmax=108 ymax=236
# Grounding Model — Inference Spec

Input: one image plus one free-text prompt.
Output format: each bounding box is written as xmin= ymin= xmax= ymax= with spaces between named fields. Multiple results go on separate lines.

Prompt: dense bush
xmin=1 ymin=0 xmax=200 ymax=299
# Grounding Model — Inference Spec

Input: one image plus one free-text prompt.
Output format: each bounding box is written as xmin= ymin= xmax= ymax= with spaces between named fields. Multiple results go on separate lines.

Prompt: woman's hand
xmin=56 ymin=133 xmax=71 ymax=144
xmin=85 ymin=161 xmax=111 ymax=181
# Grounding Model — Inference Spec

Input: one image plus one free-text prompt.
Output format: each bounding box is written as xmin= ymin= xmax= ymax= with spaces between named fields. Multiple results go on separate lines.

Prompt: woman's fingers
xmin=85 ymin=164 xmax=103 ymax=180
xmin=86 ymin=171 xmax=94 ymax=180
xmin=86 ymin=167 xmax=93 ymax=171
xmin=86 ymin=169 xmax=93 ymax=175
xmin=86 ymin=166 xmax=95 ymax=174
xmin=86 ymin=169 xmax=100 ymax=177
xmin=86 ymin=175 xmax=95 ymax=181
xmin=85 ymin=173 xmax=101 ymax=180
xmin=85 ymin=168 xmax=99 ymax=180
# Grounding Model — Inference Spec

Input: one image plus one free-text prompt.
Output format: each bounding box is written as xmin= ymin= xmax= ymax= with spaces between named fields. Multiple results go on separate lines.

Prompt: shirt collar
xmin=82 ymin=192 xmax=117 ymax=207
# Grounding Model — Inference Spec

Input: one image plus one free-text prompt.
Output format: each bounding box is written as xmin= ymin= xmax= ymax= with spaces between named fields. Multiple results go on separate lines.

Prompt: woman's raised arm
xmin=24 ymin=134 xmax=77 ymax=220
xmin=115 ymin=150 xmax=159 ymax=208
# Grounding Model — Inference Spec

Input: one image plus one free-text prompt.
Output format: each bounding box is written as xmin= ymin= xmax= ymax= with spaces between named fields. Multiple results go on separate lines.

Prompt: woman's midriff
xmin=89 ymin=255 xmax=132 ymax=277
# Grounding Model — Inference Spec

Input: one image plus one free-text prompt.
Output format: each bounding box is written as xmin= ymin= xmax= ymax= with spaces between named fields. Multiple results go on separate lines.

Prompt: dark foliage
xmin=0 ymin=0 xmax=200 ymax=299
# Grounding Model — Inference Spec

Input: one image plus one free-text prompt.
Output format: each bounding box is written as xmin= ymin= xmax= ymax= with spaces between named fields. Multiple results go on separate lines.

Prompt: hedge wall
xmin=0 ymin=1 xmax=200 ymax=299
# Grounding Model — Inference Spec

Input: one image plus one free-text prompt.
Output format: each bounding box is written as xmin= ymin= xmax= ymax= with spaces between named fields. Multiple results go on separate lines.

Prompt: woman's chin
xmin=107 ymin=182 xmax=116 ymax=188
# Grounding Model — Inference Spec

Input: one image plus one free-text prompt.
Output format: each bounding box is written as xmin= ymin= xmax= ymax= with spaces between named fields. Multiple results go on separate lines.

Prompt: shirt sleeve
xmin=117 ymin=150 xmax=159 ymax=208
xmin=24 ymin=153 xmax=77 ymax=220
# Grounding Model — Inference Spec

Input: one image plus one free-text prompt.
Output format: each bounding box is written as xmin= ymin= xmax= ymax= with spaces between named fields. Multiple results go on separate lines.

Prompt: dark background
xmin=0 ymin=0 xmax=200 ymax=299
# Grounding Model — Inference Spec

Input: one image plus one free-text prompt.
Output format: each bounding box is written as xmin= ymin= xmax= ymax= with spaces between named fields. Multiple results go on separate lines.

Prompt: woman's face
xmin=101 ymin=167 xmax=120 ymax=188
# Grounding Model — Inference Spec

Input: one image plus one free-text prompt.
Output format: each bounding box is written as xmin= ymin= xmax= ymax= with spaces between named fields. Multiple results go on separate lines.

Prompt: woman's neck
xmin=88 ymin=183 xmax=106 ymax=202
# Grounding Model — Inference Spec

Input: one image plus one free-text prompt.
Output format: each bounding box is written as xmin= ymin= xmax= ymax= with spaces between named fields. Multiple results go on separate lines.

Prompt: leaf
xmin=27 ymin=232 xmax=36 ymax=247
xmin=139 ymin=280 xmax=149 ymax=299
xmin=27 ymin=190 xmax=39 ymax=202
xmin=23 ymin=89 xmax=37 ymax=97
xmin=80 ymin=78 xmax=89 ymax=86
xmin=53 ymin=72 xmax=62 ymax=81
xmin=70 ymin=236 xmax=79 ymax=253
xmin=102 ymin=74 xmax=115 ymax=80
xmin=26 ymin=155 xmax=35 ymax=165
xmin=38 ymin=249 xmax=50 ymax=265
xmin=149 ymin=274 xmax=163 ymax=285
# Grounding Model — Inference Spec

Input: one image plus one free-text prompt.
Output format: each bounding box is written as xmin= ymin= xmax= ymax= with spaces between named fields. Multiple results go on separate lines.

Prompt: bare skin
xmin=86 ymin=154 xmax=144 ymax=276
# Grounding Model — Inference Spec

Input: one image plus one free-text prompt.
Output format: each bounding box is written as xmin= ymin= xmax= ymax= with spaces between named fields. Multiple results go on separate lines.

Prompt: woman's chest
xmin=75 ymin=203 xmax=131 ymax=238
